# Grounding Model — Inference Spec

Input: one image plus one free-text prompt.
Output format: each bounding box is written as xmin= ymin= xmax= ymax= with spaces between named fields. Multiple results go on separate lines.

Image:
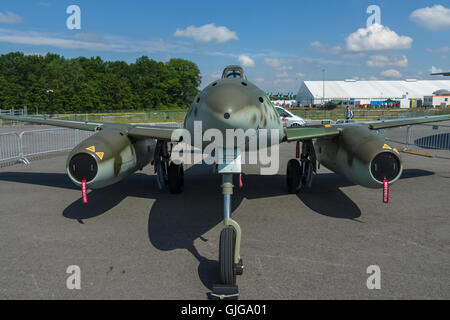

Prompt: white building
xmin=295 ymin=79 xmax=450 ymax=108
xmin=424 ymin=90 xmax=450 ymax=107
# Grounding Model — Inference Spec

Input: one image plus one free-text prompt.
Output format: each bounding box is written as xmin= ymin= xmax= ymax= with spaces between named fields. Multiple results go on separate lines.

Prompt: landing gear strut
xmin=155 ymin=140 xmax=184 ymax=194
xmin=286 ymin=140 xmax=317 ymax=193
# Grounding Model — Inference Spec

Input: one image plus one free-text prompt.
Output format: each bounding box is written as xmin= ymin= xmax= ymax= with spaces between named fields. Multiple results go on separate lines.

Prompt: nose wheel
xmin=219 ymin=227 xmax=236 ymax=285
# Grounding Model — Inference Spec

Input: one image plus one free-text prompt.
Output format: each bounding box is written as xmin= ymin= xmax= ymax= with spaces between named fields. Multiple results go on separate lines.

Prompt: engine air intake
xmin=370 ymin=152 xmax=401 ymax=182
xmin=69 ymin=153 xmax=98 ymax=182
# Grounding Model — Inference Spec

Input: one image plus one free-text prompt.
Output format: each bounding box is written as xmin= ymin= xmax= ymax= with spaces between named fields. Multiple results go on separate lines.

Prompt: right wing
xmin=0 ymin=115 xmax=102 ymax=131
xmin=0 ymin=114 xmax=181 ymax=141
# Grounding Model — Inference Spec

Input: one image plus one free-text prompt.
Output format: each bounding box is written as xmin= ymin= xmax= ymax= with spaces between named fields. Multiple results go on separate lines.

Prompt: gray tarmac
xmin=0 ymin=124 xmax=449 ymax=299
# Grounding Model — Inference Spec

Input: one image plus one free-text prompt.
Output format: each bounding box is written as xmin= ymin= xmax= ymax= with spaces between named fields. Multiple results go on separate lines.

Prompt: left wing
xmin=364 ymin=114 xmax=450 ymax=130
xmin=284 ymin=126 xmax=341 ymax=141
xmin=284 ymin=114 xmax=450 ymax=141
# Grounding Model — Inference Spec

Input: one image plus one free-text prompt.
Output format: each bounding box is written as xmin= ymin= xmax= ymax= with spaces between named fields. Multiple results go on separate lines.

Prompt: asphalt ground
xmin=0 ymin=124 xmax=449 ymax=299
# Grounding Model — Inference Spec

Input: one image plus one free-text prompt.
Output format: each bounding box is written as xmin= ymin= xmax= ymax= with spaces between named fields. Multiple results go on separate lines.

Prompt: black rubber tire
xmin=168 ymin=162 xmax=184 ymax=194
xmin=219 ymin=227 xmax=236 ymax=285
xmin=286 ymin=159 xmax=302 ymax=194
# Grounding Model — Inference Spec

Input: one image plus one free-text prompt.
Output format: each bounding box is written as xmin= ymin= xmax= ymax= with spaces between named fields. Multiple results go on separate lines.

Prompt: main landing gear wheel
xmin=219 ymin=227 xmax=236 ymax=285
xmin=286 ymin=159 xmax=302 ymax=194
xmin=155 ymin=141 xmax=170 ymax=190
xmin=168 ymin=162 xmax=184 ymax=194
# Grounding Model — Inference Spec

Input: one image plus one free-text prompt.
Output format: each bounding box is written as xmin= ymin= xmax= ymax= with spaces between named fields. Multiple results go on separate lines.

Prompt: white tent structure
xmin=295 ymin=79 xmax=450 ymax=108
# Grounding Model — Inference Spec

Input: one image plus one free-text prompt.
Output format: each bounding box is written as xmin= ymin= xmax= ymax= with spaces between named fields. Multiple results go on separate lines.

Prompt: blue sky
xmin=0 ymin=1 xmax=449 ymax=92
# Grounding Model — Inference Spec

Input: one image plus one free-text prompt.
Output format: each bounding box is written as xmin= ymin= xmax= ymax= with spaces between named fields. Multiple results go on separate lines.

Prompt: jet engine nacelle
xmin=66 ymin=127 xmax=156 ymax=189
xmin=315 ymin=126 xmax=403 ymax=188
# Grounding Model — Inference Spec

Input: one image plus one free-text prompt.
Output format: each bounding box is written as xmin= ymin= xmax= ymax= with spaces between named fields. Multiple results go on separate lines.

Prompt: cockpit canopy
xmin=221 ymin=65 xmax=247 ymax=80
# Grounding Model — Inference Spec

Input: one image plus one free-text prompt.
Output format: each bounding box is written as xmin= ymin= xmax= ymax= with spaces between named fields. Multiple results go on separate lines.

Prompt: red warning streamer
xmin=81 ymin=180 xmax=88 ymax=204
xmin=383 ymin=180 xmax=389 ymax=204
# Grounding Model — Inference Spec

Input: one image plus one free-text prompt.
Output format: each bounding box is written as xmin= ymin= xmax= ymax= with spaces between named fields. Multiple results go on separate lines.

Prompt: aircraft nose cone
xmin=203 ymin=81 xmax=252 ymax=118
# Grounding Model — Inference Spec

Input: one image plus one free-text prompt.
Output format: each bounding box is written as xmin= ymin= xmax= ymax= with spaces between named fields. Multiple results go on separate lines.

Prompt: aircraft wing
xmin=285 ymin=114 xmax=450 ymax=141
xmin=0 ymin=114 xmax=178 ymax=141
xmin=0 ymin=115 xmax=102 ymax=131
xmin=431 ymin=72 xmax=450 ymax=76
xmin=127 ymin=125 xmax=182 ymax=141
xmin=364 ymin=115 xmax=450 ymax=130
xmin=284 ymin=126 xmax=341 ymax=141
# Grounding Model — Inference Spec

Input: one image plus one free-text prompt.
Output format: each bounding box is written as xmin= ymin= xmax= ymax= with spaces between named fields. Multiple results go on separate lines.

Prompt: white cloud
xmin=0 ymin=12 xmax=22 ymax=24
xmin=380 ymin=69 xmax=402 ymax=79
xmin=309 ymin=41 xmax=342 ymax=54
xmin=427 ymin=46 xmax=450 ymax=53
xmin=0 ymin=32 xmax=123 ymax=51
xmin=296 ymin=72 xmax=305 ymax=77
xmin=276 ymin=71 xmax=289 ymax=78
xmin=367 ymin=55 xmax=408 ymax=67
xmin=346 ymin=24 xmax=413 ymax=51
xmin=264 ymin=58 xmax=285 ymax=68
xmin=265 ymin=57 xmax=294 ymax=77
xmin=410 ymin=5 xmax=450 ymax=30
xmin=0 ymin=28 xmax=188 ymax=54
xmin=430 ymin=66 xmax=443 ymax=74
xmin=75 ymin=32 xmax=103 ymax=41
xmin=174 ymin=24 xmax=238 ymax=43
xmin=238 ymin=54 xmax=255 ymax=67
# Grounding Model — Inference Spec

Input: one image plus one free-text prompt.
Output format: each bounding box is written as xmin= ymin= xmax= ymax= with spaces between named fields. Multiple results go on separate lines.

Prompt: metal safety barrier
xmin=0 ymin=128 xmax=94 ymax=165
xmin=383 ymin=123 xmax=450 ymax=158
xmin=412 ymin=125 xmax=450 ymax=150
xmin=0 ymin=132 xmax=21 ymax=163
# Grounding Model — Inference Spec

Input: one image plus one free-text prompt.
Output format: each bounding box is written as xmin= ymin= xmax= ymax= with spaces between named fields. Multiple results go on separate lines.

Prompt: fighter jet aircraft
xmin=1 ymin=65 xmax=450 ymax=292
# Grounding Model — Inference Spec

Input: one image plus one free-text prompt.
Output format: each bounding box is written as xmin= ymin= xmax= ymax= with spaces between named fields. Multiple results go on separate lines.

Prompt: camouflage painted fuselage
xmin=184 ymin=78 xmax=284 ymax=149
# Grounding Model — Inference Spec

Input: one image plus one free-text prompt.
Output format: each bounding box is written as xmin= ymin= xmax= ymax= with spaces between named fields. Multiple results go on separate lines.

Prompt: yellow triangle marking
xmin=86 ymin=146 xmax=96 ymax=152
xmin=383 ymin=144 xmax=392 ymax=150
xmin=393 ymin=148 xmax=399 ymax=153
xmin=96 ymin=152 xmax=104 ymax=160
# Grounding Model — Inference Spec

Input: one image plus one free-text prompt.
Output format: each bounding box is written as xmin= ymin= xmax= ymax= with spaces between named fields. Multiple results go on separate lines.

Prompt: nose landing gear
xmin=211 ymin=149 xmax=244 ymax=299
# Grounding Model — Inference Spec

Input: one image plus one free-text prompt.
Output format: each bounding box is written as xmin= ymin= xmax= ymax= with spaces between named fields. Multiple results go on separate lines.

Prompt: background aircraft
xmin=1 ymin=65 xmax=450 ymax=296
xmin=431 ymin=72 xmax=450 ymax=76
